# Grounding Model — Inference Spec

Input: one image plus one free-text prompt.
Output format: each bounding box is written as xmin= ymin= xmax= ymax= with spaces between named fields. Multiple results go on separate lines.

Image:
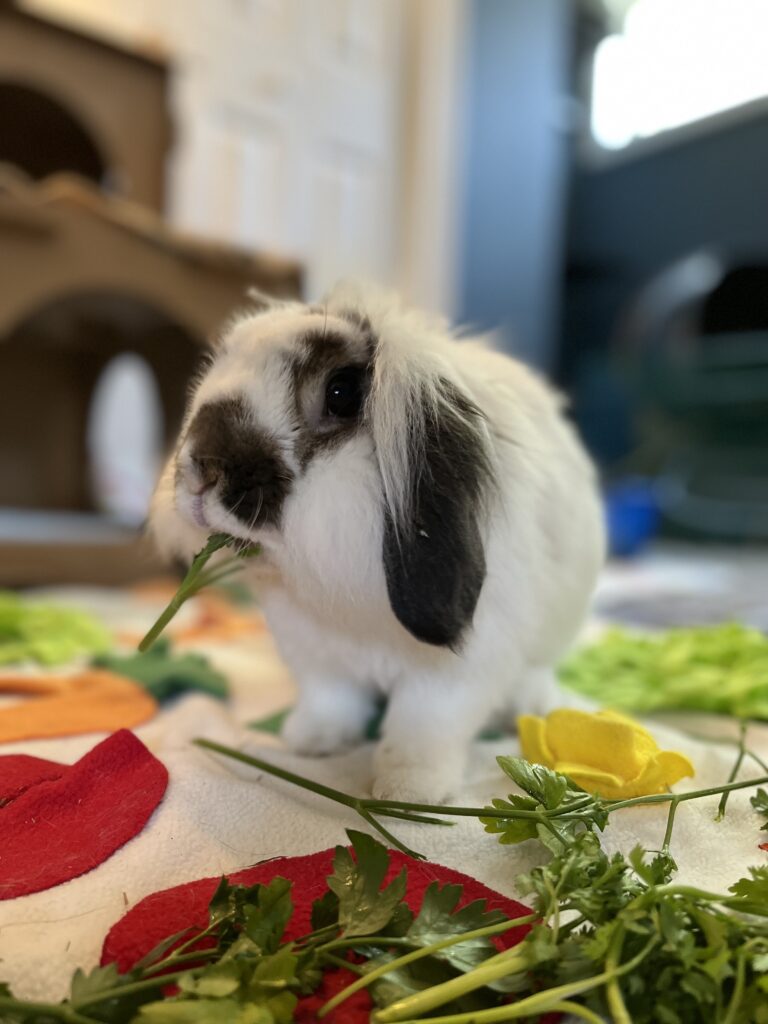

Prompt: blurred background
xmin=1 ymin=0 xmax=767 ymax=622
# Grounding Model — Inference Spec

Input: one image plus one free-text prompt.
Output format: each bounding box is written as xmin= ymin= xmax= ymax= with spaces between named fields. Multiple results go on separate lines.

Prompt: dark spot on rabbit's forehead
xmin=289 ymin=325 xmax=374 ymax=387
xmin=185 ymin=396 xmax=293 ymax=529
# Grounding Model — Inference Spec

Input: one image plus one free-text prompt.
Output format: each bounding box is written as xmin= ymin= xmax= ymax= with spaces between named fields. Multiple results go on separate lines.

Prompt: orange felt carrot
xmin=0 ymin=669 xmax=157 ymax=743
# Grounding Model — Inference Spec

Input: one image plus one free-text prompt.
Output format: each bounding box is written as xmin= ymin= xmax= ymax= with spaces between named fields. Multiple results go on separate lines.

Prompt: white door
xmin=168 ymin=0 xmax=406 ymax=301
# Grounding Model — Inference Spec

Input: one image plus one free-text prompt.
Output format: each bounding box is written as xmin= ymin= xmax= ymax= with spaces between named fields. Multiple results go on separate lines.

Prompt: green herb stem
xmin=373 ymin=807 xmax=454 ymax=827
xmin=318 ymin=914 xmax=537 ymax=1017
xmin=717 ymin=721 xmax=748 ymax=821
xmin=138 ymin=590 xmax=189 ymax=652
xmin=142 ymin=948 xmax=219 ymax=975
xmin=321 ymin=953 xmax=367 ymax=976
xmin=552 ymin=1001 xmax=607 ymax=1024
xmin=138 ymin=535 xmax=258 ymax=651
xmin=194 ymin=738 xmax=441 ymax=857
xmin=195 ymin=737 xmax=768 ymax=862
xmin=661 ymin=797 xmax=680 ymax=852
xmin=320 ymin=936 xmax=433 ymax=954
xmin=72 ymin=969 xmax=191 ymax=1009
xmin=372 ymin=946 xmax=530 ymax=1021
xmin=358 ymin=807 xmax=426 ymax=860
xmin=0 ymin=998 xmax=97 ymax=1024
xmin=722 ymin=951 xmax=747 ymax=1024
xmin=374 ymin=935 xmax=659 ymax=1023
xmin=604 ymin=773 xmax=768 ymax=813
xmin=604 ymin=924 xmax=632 ymax=1024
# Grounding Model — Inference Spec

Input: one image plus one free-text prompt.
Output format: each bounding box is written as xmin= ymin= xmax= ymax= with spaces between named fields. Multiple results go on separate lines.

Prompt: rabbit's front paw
xmin=371 ymin=764 xmax=456 ymax=805
xmin=282 ymin=706 xmax=366 ymax=757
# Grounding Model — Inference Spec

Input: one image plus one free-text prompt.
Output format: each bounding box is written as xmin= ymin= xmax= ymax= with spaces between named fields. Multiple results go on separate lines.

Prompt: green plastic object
xmin=559 ymin=623 xmax=768 ymax=720
xmin=0 ymin=591 xmax=111 ymax=667
xmin=94 ymin=638 xmax=228 ymax=702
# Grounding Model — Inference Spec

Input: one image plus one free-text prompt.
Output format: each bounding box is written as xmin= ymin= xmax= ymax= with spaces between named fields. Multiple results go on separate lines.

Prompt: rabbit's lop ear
xmin=373 ymin=356 xmax=493 ymax=650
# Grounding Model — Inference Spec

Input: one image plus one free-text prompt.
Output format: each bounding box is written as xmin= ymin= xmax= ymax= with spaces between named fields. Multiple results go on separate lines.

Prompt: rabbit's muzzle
xmin=181 ymin=396 xmax=293 ymax=529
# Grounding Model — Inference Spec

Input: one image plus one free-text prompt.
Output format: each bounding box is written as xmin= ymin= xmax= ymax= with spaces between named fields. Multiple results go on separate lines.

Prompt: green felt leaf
xmin=0 ymin=590 xmax=111 ymax=666
xmin=559 ymin=623 xmax=768 ymax=719
xmin=248 ymin=709 xmax=290 ymax=735
xmin=249 ymin=701 xmax=386 ymax=740
xmin=94 ymin=639 xmax=228 ymax=702
xmin=327 ymin=830 xmax=407 ymax=937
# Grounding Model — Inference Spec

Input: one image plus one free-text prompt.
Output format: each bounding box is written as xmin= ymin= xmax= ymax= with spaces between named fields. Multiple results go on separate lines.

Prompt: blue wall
xmin=459 ymin=0 xmax=572 ymax=369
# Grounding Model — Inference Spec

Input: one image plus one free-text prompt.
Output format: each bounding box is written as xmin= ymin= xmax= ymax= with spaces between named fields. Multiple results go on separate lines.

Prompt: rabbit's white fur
xmin=151 ymin=283 xmax=605 ymax=801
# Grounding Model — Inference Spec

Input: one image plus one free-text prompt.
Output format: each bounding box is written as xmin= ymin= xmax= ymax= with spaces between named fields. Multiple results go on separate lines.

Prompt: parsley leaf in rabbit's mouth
xmin=138 ymin=533 xmax=259 ymax=652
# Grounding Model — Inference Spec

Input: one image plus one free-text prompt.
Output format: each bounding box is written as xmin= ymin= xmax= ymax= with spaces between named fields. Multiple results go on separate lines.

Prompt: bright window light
xmin=592 ymin=0 xmax=768 ymax=149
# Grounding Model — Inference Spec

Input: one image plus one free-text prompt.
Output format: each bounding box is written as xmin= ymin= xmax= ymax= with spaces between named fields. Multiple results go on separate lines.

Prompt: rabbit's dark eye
xmin=325 ymin=367 xmax=364 ymax=418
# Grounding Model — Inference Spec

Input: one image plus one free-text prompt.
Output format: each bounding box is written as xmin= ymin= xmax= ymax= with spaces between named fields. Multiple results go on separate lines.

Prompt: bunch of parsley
xmin=3 ymin=749 xmax=768 ymax=1023
xmin=0 ymin=831 xmax=532 ymax=1024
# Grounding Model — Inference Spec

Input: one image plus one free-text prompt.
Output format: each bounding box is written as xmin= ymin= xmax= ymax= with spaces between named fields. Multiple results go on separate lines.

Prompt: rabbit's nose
xmin=190 ymin=455 xmax=221 ymax=490
xmin=184 ymin=395 xmax=294 ymax=528
xmin=176 ymin=448 xmax=216 ymax=494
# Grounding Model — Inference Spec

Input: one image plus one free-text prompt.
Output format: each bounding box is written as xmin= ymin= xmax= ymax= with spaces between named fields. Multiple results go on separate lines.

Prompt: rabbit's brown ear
xmin=381 ymin=380 xmax=491 ymax=650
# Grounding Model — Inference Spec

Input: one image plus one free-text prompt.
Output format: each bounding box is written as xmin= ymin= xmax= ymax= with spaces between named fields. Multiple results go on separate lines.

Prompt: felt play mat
xmin=1 ymin=552 xmax=767 ymax=1011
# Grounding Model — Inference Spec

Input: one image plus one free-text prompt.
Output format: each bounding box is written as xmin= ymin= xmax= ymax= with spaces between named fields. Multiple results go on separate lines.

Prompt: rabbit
xmin=150 ymin=282 xmax=605 ymax=803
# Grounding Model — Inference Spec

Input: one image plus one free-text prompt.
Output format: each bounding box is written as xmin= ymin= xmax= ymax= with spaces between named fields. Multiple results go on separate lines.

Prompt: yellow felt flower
xmin=517 ymin=708 xmax=694 ymax=800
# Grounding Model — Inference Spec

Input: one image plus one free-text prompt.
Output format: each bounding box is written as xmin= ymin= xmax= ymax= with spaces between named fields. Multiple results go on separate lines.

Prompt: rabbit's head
xmin=151 ymin=284 xmax=494 ymax=648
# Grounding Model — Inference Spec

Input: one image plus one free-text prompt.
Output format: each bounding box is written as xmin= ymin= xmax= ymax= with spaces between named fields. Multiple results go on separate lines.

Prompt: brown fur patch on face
xmin=291 ymin=329 xmax=350 ymax=390
xmin=186 ymin=397 xmax=293 ymax=528
xmin=287 ymin=322 xmax=375 ymax=470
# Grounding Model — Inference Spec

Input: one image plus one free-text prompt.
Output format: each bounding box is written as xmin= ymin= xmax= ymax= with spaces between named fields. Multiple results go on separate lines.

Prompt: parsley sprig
xmin=138 ymin=534 xmax=259 ymax=653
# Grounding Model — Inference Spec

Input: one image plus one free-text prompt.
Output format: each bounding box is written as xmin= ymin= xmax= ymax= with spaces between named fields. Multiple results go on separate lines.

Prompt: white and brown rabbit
xmin=151 ymin=283 xmax=605 ymax=802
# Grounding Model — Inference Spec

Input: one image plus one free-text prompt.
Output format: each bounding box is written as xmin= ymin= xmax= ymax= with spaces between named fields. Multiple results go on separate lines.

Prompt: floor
xmin=595 ymin=541 xmax=768 ymax=631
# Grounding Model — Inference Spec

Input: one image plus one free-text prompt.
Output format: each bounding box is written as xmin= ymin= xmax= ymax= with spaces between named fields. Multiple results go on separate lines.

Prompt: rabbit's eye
xmin=325 ymin=367 xmax=364 ymax=418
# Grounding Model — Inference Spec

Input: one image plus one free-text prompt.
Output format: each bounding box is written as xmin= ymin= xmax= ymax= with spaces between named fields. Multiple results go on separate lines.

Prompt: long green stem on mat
xmin=194 ymin=738 xmax=441 ymax=858
xmin=194 ymin=737 xmax=768 ymax=859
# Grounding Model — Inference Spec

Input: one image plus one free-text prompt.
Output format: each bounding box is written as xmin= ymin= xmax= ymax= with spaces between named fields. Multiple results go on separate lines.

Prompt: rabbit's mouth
xmin=191 ymin=492 xmax=209 ymax=530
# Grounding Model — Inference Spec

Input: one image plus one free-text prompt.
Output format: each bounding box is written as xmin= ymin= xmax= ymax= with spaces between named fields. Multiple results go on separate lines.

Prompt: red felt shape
xmin=102 ymin=847 xmax=546 ymax=1023
xmin=0 ymin=729 xmax=168 ymax=900
xmin=0 ymin=753 xmax=67 ymax=805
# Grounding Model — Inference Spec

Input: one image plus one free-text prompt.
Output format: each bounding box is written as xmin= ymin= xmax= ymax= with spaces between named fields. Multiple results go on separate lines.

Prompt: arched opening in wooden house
xmin=0 ymin=81 xmax=107 ymax=185
xmin=0 ymin=290 xmax=204 ymax=584
xmin=0 ymin=289 xmax=203 ymax=513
